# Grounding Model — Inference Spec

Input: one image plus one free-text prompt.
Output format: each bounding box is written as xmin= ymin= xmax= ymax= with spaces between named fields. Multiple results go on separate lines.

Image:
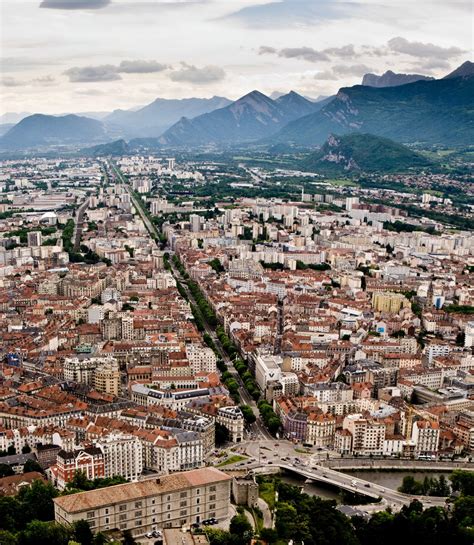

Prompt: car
xmin=146 ymin=533 xmax=153 ymax=539
xmin=152 ymin=531 xmax=162 ymax=538
xmin=209 ymin=518 xmax=218 ymax=525
xmin=268 ymin=461 xmax=273 ymax=464
xmin=191 ymin=523 xmax=200 ymax=529
xmin=364 ymin=484 xmax=371 ymax=488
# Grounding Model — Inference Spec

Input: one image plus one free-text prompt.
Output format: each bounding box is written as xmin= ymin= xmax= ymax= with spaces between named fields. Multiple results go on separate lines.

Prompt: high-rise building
xmin=27 ymin=231 xmax=42 ymax=247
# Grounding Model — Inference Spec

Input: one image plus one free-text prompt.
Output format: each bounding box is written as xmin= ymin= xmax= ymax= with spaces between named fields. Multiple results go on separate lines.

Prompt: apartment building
xmin=343 ymin=413 xmax=386 ymax=456
xmin=55 ymin=447 xmax=105 ymax=490
xmin=216 ymin=406 xmax=244 ymax=443
xmin=306 ymin=413 xmax=336 ymax=448
xmin=96 ymin=433 xmax=143 ymax=481
xmin=53 ymin=467 xmax=232 ymax=536
xmin=185 ymin=345 xmax=217 ymax=374
xmin=412 ymin=420 xmax=440 ymax=456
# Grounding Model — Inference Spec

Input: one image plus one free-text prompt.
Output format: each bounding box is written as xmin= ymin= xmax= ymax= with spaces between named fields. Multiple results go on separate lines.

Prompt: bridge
xmin=249 ymin=462 xmax=448 ymax=509
xmin=322 ymin=458 xmax=474 ymax=472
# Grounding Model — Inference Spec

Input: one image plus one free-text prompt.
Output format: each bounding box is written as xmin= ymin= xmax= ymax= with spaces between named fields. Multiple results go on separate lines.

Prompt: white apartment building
xmin=216 ymin=406 xmax=244 ymax=443
xmin=96 ymin=433 xmax=143 ymax=482
xmin=254 ymin=354 xmax=282 ymax=392
xmin=412 ymin=420 xmax=440 ymax=457
xmin=343 ymin=414 xmax=386 ymax=456
xmin=185 ymin=344 xmax=217 ymax=374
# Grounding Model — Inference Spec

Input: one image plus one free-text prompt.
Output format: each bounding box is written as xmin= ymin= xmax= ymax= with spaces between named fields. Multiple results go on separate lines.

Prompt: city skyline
xmin=0 ymin=0 xmax=472 ymax=114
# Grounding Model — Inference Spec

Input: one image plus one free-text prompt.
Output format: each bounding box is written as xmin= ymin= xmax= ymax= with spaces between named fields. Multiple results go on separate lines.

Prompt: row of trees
xmin=398 ymin=475 xmax=451 ymax=496
xmin=234 ymin=359 xmax=260 ymax=401
xmin=257 ymin=399 xmax=281 ymax=435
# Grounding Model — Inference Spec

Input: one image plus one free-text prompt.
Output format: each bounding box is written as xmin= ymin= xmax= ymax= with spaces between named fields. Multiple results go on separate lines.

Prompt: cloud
xmin=40 ymin=0 xmax=111 ymax=9
xmin=278 ymin=47 xmax=330 ymax=62
xmin=316 ymin=63 xmax=372 ymax=80
xmin=388 ymin=37 xmax=465 ymax=59
xmin=0 ymin=77 xmax=24 ymax=87
xmin=324 ymin=44 xmax=356 ymax=58
xmin=117 ymin=60 xmax=169 ymax=74
xmin=169 ymin=63 xmax=226 ymax=84
xmin=223 ymin=0 xmax=358 ymax=29
xmin=258 ymin=43 xmax=357 ymax=63
xmin=33 ymin=75 xmax=56 ymax=86
xmin=64 ymin=65 xmax=121 ymax=82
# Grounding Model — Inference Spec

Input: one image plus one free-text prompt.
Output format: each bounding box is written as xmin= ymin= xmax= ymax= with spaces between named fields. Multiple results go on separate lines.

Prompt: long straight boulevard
xmin=107 ymin=160 xmax=272 ymax=440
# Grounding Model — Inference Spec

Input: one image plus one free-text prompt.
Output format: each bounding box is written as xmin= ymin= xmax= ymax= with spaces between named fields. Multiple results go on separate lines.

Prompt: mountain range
xmin=1 ymin=61 xmax=472 ymax=151
xmin=303 ymin=133 xmax=432 ymax=174
xmin=0 ymin=114 xmax=106 ymax=150
xmin=104 ymin=96 xmax=232 ymax=137
xmin=361 ymin=70 xmax=434 ymax=88
xmin=271 ymin=67 xmax=474 ymax=147
xmin=159 ymin=90 xmax=326 ymax=145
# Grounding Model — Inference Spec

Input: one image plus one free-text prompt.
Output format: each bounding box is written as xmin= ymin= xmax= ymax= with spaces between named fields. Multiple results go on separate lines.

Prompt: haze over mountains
xmin=104 ymin=96 xmax=232 ymax=138
xmin=0 ymin=61 xmax=472 ymax=151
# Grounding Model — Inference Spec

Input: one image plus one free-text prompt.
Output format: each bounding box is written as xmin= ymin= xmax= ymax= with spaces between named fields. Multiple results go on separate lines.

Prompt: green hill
xmin=302 ymin=133 xmax=433 ymax=174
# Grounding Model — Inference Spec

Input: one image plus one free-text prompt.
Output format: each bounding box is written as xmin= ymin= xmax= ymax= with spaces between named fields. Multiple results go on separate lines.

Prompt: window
xmin=120 ymin=523 xmax=127 ymax=530
xmin=209 ymin=495 xmax=216 ymax=501
xmin=135 ymin=501 xmax=142 ymax=508
xmin=196 ymin=498 xmax=200 ymax=504
xmin=105 ymin=517 xmax=109 ymax=524
xmin=119 ymin=504 xmax=127 ymax=512
xmin=209 ymin=486 xmax=216 ymax=492
xmin=180 ymin=510 xmax=187 ymax=516
xmin=119 ymin=514 xmax=127 ymax=521
xmin=181 ymin=519 xmax=186 ymax=525
xmin=135 ymin=511 xmax=142 ymax=517
xmin=167 ymin=495 xmax=171 ymax=501
xmin=105 ymin=508 xmax=109 ymax=514
xmin=180 ymin=501 xmax=187 ymax=507
xmin=87 ymin=511 xmax=95 ymax=519
xmin=152 ymin=499 xmax=156 ymax=505
xmin=135 ymin=520 xmax=142 ymax=527
xmin=209 ymin=504 xmax=216 ymax=510
xmin=167 ymin=514 xmax=171 ymax=520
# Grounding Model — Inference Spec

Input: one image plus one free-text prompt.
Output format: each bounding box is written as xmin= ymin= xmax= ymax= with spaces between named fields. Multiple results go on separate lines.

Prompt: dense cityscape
xmin=0 ymin=151 xmax=472 ymax=544
xmin=1 ymin=0 xmax=473 ymax=544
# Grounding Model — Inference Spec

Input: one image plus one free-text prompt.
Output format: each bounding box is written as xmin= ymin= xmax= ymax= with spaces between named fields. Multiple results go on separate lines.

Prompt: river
xmin=280 ymin=469 xmax=453 ymax=502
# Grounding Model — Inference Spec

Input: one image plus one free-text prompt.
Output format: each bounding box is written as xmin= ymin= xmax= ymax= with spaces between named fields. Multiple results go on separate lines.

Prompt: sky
xmin=0 ymin=0 xmax=472 ymax=116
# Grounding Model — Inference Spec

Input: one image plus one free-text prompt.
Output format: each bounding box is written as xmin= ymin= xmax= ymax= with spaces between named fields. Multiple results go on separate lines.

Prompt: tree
xmin=0 ymin=530 xmax=17 ymax=545
xmin=450 ymin=470 xmax=474 ymax=496
xmin=23 ymin=459 xmax=43 ymax=474
xmin=122 ymin=529 xmax=137 ymax=545
xmin=18 ymin=479 xmax=58 ymax=523
xmin=17 ymin=520 xmax=71 ymax=545
xmin=259 ymin=528 xmax=278 ymax=544
xmin=73 ymin=520 xmax=93 ymax=545
xmin=0 ymin=464 xmax=14 ymax=478
xmin=229 ymin=513 xmax=253 ymax=544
